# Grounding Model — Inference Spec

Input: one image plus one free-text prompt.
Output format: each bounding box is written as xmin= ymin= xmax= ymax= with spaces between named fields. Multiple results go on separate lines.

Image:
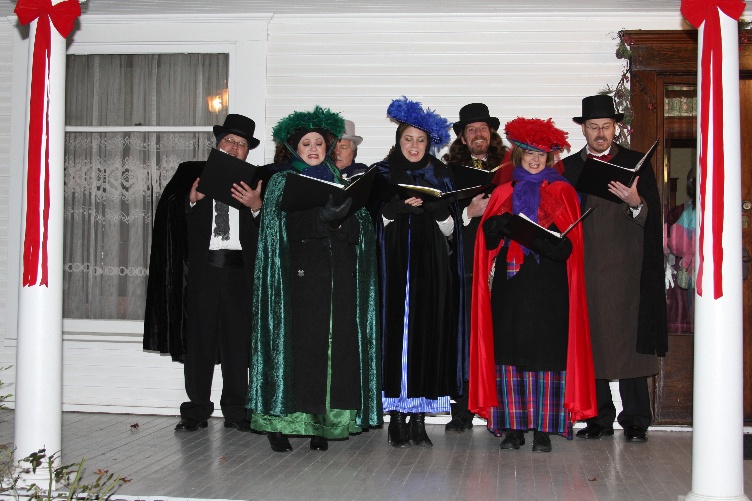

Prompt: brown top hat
xmin=452 ymin=103 xmax=500 ymax=136
xmin=572 ymin=95 xmax=624 ymax=124
xmin=213 ymin=113 xmax=261 ymax=149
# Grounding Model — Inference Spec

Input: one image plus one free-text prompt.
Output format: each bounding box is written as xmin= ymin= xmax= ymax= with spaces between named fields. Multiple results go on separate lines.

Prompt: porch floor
xmin=0 ymin=410 xmax=749 ymax=501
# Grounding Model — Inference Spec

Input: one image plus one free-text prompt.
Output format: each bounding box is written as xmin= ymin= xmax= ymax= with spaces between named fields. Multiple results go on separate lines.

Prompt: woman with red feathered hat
xmin=469 ymin=117 xmax=597 ymax=452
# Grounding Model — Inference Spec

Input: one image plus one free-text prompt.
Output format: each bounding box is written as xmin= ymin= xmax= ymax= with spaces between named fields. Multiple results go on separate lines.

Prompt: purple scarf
xmin=511 ymin=165 xmax=568 ymax=224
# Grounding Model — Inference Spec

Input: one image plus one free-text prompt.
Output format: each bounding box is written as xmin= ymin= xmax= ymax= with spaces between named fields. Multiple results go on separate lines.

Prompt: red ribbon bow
xmin=14 ymin=0 xmax=81 ymax=287
xmin=680 ymin=0 xmax=745 ymax=299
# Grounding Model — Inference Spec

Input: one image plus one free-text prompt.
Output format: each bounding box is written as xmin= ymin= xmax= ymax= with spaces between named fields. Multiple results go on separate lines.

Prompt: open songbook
xmin=279 ymin=165 xmax=377 ymax=218
xmin=505 ymin=206 xmax=596 ymax=249
xmin=575 ymin=139 xmax=658 ymax=204
xmin=396 ymin=183 xmax=489 ymax=202
xmin=196 ymin=148 xmax=271 ymax=210
xmin=451 ymin=163 xmax=499 ymax=190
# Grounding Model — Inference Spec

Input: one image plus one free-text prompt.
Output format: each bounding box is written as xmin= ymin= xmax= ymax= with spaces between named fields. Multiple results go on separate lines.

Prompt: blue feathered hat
xmin=386 ymin=96 xmax=451 ymax=147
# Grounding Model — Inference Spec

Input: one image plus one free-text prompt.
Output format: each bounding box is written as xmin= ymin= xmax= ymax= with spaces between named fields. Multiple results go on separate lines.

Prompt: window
xmin=63 ymin=53 xmax=229 ymax=319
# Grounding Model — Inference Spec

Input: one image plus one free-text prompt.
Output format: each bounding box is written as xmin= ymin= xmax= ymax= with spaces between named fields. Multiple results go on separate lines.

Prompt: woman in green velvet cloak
xmin=247 ymin=106 xmax=382 ymax=452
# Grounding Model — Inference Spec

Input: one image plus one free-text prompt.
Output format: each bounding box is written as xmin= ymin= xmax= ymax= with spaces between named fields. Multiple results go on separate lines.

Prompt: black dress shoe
xmin=499 ymin=429 xmax=525 ymax=450
xmin=310 ymin=436 xmax=328 ymax=451
xmin=267 ymin=432 xmax=293 ymax=452
xmin=174 ymin=418 xmax=208 ymax=432
xmin=575 ymin=423 xmax=614 ymax=439
xmin=224 ymin=419 xmax=251 ymax=432
xmin=445 ymin=416 xmax=474 ymax=432
xmin=532 ymin=431 xmax=552 ymax=452
xmin=624 ymin=425 xmax=648 ymax=442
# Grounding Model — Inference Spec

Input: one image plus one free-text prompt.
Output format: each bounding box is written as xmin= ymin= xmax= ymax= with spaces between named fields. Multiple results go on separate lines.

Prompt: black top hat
xmin=572 ymin=95 xmax=624 ymax=124
xmin=452 ymin=103 xmax=501 ymax=136
xmin=213 ymin=113 xmax=261 ymax=149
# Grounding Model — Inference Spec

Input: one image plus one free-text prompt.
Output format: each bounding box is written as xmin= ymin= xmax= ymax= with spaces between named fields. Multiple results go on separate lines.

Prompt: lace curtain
xmin=63 ymin=53 xmax=228 ymax=319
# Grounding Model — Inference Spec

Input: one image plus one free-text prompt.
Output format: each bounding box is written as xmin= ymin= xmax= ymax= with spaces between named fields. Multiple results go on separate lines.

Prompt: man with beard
xmin=561 ymin=95 xmax=667 ymax=443
xmin=442 ymin=103 xmax=508 ymax=432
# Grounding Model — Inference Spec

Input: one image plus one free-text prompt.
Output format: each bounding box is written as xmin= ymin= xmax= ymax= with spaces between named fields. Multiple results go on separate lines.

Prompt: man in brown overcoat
xmin=562 ymin=95 xmax=668 ymax=442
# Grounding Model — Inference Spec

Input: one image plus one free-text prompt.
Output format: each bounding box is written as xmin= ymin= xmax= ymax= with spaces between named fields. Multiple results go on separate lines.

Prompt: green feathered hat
xmin=272 ymin=106 xmax=346 ymax=146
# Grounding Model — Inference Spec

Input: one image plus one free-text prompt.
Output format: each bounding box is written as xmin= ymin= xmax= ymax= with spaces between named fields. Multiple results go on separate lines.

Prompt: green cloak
xmin=247 ymin=171 xmax=382 ymax=435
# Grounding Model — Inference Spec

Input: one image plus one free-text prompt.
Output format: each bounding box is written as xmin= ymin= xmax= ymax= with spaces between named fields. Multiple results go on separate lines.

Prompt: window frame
xmin=8 ymin=14 xmax=270 ymax=339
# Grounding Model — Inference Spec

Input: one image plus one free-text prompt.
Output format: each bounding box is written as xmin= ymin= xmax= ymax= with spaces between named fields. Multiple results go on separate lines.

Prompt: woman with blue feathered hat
xmin=247 ymin=106 xmax=382 ymax=452
xmin=372 ymin=97 xmax=467 ymax=447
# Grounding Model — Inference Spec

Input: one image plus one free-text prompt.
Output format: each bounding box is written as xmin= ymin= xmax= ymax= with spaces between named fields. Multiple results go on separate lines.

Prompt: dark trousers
xmin=587 ymin=377 xmax=652 ymax=429
xmin=180 ymin=260 xmax=252 ymax=423
xmin=451 ymin=381 xmax=474 ymax=420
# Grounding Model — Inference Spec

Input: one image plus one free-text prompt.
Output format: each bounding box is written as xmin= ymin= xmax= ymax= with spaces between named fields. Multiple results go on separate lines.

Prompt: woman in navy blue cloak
xmin=371 ymin=97 xmax=467 ymax=447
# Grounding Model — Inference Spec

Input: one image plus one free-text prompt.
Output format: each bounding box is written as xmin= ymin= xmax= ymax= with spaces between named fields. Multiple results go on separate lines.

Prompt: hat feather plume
xmin=504 ymin=117 xmax=571 ymax=153
xmin=272 ymin=105 xmax=345 ymax=144
xmin=387 ymin=96 xmax=451 ymax=147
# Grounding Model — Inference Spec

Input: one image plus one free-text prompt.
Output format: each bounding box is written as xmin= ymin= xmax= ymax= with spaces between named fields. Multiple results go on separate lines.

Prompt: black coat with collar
xmin=143 ymin=160 xmax=259 ymax=362
xmin=562 ymin=145 xmax=668 ymax=357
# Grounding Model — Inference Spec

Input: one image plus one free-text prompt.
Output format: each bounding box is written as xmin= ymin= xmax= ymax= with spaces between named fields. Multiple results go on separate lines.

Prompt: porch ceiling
xmin=3 ymin=0 xmax=692 ymax=18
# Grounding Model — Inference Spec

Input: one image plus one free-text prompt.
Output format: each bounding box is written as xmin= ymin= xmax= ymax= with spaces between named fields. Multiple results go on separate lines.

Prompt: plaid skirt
xmin=487 ymin=364 xmax=570 ymax=438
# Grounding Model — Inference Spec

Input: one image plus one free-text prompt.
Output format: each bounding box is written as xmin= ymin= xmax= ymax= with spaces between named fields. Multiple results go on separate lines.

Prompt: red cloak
xmin=469 ymin=180 xmax=597 ymax=424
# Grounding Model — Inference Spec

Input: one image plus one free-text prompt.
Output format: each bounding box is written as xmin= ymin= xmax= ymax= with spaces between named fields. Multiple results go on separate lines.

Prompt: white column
xmin=685 ymin=12 xmax=747 ymax=501
xmin=13 ymin=18 xmax=66 ymax=483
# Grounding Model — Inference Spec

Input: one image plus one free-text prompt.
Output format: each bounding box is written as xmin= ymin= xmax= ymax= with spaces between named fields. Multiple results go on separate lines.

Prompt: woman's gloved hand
xmin=319 ymin=194 xmax=352 ymax=227
xmin=422 ymin=198 xmax=451 ymax=221
xmin=532 ymin=236 xmax=573 ymax=262
xmin=482 ymin=213 xmax=512 ymax=249
xmin=382 ymin=194 xmax=424 ymax=219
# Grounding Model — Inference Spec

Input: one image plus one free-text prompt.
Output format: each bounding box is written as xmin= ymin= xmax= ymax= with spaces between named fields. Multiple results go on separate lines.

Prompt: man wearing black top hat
xmin=561 ymin=95 xmax=667 ymax=443
xmin=143 ymin=114 xmax=263 ymax=432
xmin=442 ymin=103 xmax=508 ymax=432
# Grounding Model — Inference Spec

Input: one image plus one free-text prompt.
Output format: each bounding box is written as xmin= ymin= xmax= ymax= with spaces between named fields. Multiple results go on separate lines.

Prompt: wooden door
xmin=626 ymin=30 xmax=752 ymax=424
xmin=741 ymin=77 xmax=752 ymax=420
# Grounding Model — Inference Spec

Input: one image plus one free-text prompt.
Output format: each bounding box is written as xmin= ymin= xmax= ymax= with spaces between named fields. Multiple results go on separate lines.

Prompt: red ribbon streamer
xmin=14 ymin=0 xmax=80 ymax=287
xmin=681 ymin=0 xmax=745 ymax=299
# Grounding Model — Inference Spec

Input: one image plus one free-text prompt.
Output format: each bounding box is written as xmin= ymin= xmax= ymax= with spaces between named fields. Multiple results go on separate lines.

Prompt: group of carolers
xmin=144 ymin=94 xmax=667 ymax=453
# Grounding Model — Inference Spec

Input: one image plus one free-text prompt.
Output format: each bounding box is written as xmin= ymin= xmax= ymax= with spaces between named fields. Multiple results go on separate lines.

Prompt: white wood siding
xmin=263 ymin=14 xmax=686 ymax=165
xmin=0 ymin=11 xmax=695 ymax=416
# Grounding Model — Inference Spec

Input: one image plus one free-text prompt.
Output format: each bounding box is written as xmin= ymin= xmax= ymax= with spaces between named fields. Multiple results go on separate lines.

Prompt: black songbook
xmin=280 ymin=165 xmax=378 ymax=218
xmin=505 ymin=206 xmax=596 ymax=249
xmin=396 ymin=183 xmax=488 ymax=202
xmin=575 ymin=139 xmax=658 ymax=204
xmin=451 ymin=164 xmax=498 ymax=190
xmin=196 ymin=148 xmax=271 ymax=210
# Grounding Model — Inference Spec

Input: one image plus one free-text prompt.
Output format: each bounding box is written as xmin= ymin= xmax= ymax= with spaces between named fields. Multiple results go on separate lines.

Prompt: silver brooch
xmin=297 ymin=270 xmax=305 ymax=277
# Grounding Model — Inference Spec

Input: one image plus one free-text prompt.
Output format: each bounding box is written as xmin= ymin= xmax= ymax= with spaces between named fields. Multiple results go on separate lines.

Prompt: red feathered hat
xmin=504 ymin=117 xmax=571 ymax=153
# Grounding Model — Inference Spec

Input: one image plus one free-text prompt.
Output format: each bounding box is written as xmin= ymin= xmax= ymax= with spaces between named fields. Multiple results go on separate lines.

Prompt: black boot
xmin=499 ymin=429 xmax=525 ymax=450
xmin=267 ymin=432 xmax=292 ymax=452
xmin=532 ymin=431 xmax=552 ymax=452
xmin=409 ymin=413 xmax=433 ymax=447
xmin=310 ymin=436 xmax=328 ymax=451
xmin=445 ymin=403 xmax=474 ymax=432
xmin=388 ymin=411 xmax=411 ymax=448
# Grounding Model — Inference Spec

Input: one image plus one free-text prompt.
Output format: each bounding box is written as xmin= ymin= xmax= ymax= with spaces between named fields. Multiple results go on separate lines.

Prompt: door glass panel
xmin=664 ymin=84 xmax=697 ymax=334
